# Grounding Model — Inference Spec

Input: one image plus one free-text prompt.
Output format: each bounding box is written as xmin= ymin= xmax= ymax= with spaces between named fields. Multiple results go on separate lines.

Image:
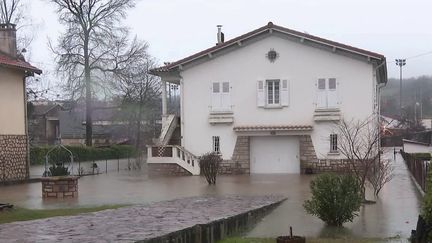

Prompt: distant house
xmin=0 ymin=24 xmax=41 ymax=182
xmin=147 ymin=22 xmax=387 ymax=175
xmin=28 ymin=101 xmax=63 ymax=145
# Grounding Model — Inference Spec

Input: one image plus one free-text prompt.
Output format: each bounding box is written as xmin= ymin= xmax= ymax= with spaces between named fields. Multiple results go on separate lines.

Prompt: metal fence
xmin=401 ymin=150 xmax=430 ymax=193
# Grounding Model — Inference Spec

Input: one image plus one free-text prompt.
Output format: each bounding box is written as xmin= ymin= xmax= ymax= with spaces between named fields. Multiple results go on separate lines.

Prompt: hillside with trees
xmin=381 ymin=76 xmax=432 ymax=121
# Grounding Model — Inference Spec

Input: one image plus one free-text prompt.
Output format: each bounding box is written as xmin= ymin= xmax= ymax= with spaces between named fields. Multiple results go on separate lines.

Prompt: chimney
xmin=0 ymin=24 xmax=17 ymax=57
xmin=216 ymin=25 xmax=224 ymax=45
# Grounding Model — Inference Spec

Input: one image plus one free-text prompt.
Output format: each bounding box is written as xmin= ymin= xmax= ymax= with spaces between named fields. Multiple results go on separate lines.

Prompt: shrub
xmin=199 ymin=152 xmax=222 ymax=185
xmin=303 ymin=173 xmax=362 ymax=226
xmin=412 ymin=153 xmax=432 ymax=161
xmin=30 ymin=145 xmax=138 ymax=165
xmin=47 ymin=163 xmax=70 ymax=177
xmin=422 ymin=163 xmax=432 ymax=224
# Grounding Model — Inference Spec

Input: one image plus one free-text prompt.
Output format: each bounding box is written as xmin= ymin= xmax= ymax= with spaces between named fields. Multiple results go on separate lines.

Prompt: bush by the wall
xmin=199 ymin=152 xmax=222 ymax=185
xmin=412 ymin=153 xmax=432 ymax=161
xmin=30 ymin=145 xmax=139 ymax=165
xmin=303 ymin=173 xmax=362 ymax=227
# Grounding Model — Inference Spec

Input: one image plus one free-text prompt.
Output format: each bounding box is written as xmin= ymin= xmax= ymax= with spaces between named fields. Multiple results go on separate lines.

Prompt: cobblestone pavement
xmin=0 ymin=195 xmax=285 ymax=243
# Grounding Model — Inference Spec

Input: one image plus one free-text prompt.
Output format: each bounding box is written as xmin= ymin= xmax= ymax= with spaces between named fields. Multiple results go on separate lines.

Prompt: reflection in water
xmin=0 ymin=151 xmax=422 ymax=239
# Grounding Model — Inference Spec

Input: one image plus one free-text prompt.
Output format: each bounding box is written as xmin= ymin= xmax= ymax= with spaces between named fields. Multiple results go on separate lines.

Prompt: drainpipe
xmin=375 ymin=60 xmax=387 ymax=156
xmin=23 ymin=75 xmax=30 ymax=180
xmin=180 ymin=78 xmax=184 ymax=147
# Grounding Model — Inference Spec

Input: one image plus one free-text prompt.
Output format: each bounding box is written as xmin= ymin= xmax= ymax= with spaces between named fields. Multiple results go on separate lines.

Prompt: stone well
xmin=41 ymin=176 xmax=79 ymax=198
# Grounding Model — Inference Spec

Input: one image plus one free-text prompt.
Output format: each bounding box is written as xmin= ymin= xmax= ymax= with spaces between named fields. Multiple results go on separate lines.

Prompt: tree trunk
xmin=84 ymin=35 xmax=92 ymax=146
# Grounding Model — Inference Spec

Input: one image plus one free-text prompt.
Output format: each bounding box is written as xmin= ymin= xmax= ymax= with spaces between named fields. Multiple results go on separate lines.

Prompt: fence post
xmin=106 ymin=159 xmax=108 ymax=174
xmin=117 ymin=157 xmax=120 ymax=172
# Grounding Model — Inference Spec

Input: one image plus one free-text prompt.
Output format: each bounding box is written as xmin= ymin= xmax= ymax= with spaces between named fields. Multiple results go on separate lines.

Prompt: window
xmin=330 ymin=134 xmax=338 ymax=152
xmin=317 ymin=78 xmax=338 ymax=109
xmin=211 ymin=82 xmax=231 ymax=111
xmin=266 ymin=79 xmax=280 ymax=105
xmin=212 ymin=136 xmax=220 ymax=153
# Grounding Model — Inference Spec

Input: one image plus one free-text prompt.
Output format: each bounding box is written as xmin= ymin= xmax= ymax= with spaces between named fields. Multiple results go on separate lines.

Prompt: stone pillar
xmin=161 ymin=80 xmax=167 ymax=122
xmin=299 ymin=135 xmax=318 ymax=173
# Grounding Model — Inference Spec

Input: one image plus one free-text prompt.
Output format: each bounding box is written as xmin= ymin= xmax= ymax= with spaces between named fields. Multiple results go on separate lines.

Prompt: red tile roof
xmin=0 ymin=52 xmax=42 ymax=75
xmin=151 ymin=22 xmax=385 ymax=74
xmin=233 ymin=125 xmax=313 ymax=132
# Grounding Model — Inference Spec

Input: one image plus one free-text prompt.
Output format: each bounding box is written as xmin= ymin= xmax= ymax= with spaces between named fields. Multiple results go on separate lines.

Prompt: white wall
xmin=0 ymin=67 xmax=25 ymax=135
xmin=403 ymin=141 xmax=432 ymax=154
xmin=181 ymin=34 xmax=375 ymax=159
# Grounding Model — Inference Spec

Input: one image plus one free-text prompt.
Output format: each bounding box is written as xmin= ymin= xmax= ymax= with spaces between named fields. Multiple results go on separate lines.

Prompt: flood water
xmin=0 ymin=150 xmax=422 ymax=239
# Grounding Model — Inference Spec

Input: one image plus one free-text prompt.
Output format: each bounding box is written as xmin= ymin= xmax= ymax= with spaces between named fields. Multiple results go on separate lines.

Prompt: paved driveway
xmin=0 ymin=150 xmax=422 ymax=239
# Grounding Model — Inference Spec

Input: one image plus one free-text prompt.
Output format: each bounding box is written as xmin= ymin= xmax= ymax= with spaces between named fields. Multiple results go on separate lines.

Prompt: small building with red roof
xmin=0 ymin=23 xmax=42 ymax=183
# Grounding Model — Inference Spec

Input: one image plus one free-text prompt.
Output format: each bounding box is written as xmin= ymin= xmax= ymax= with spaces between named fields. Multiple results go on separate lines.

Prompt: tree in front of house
xmin=335 ymin=117 xmax=393 ymax=201
xmin=50 ymin=0 xmax=147 ymax=146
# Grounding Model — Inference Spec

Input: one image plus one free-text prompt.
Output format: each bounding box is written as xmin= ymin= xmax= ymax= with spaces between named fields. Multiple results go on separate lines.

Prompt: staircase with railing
xmin=157 ymin=114 xmax=178 ymax=145
xmin=146 ymin=145 xmax=200 ymax=175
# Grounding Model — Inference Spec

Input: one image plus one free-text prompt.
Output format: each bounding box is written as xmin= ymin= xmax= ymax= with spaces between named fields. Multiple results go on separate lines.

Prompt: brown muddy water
xmin=0 ymin=151 xmax=421 ymax=239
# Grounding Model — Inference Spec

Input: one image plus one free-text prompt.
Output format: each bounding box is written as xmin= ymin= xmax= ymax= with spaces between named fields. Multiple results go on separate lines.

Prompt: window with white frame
xmin=257 ymin=79 xmax=289 ymax=108
xmin=211 ymin=82 xmax=231 ymax=111
xmin=330 ymin=134 xmax=338 ymax=153
xmin=212 ymin=136 xmax=220 ymax=153
xmin=266 ymin=79 xmax=280 ymax=105
xmin=317 ymin=78 xmax=338 ymax=109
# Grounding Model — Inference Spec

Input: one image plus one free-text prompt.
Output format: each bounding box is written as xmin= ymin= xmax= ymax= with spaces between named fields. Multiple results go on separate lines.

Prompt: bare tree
xmin=0 ymin=0 xmax=34 ymax=50
xmin=0 ymin=0 xmax=22 ymax=24
xmin=116 ymin=53 xmax=161 ymax=149
xmin=335 ymin=117 xmax=381 ymax=201
xmin=50 ymin=0 xmax=147 ymax=146
xmin=368 ymin=156 xmax=394 ymax=196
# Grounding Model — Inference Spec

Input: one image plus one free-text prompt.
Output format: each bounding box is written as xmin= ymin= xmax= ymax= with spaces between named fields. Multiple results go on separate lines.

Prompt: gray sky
xmin=27 ymin=0 xmax=432 ymax=93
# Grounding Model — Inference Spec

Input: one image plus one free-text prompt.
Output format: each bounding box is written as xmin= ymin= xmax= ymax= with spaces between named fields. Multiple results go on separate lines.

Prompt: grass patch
xmin=0 ymin=205 xmax=125 ymax=224
xmin=218 ymin=236 xmax=403 ymax=243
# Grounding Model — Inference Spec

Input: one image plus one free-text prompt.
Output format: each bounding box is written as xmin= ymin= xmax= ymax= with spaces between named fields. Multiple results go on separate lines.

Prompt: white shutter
xmin=211 ymin=82 xmax=222 ymax=111
xmin=316 ymin=78 xmax=327 ymax=108
xmin=281 ymin=79 xmax=289 ymax=106
xmin=221 ymin=82 xmax=231 ymax=111
xmin=257 ymin=80 xmax=265 ymax=107
xmin=327 ymin=78 xmax=338 ymax=108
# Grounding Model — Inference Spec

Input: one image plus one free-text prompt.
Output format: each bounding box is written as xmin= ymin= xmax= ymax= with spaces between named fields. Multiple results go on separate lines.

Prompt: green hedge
xmin=412 ymin=153 xmax=432 ymax=160
xmin=30 ymin=145 xmax=139 ymax=165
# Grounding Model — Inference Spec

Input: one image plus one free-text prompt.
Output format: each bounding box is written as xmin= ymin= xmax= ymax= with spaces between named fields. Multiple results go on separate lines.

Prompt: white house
xmin=147 ymin=22 xmax=387 ymax=175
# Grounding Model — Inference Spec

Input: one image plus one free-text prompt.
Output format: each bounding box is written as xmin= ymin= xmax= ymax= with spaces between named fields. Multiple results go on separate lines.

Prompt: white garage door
xmin=250 ymin=136 xmax=300 ymax=174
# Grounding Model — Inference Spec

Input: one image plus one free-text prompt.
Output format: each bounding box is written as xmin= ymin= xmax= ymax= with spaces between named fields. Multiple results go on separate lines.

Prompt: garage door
xmin=250 ymin=136 xmax=300 ymax=174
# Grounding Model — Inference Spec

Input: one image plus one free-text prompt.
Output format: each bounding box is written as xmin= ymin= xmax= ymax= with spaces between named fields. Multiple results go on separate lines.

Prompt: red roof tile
xmin=233 ymin=125 xmax=313 ymax=132
xmin=151 ymin=22 xmax=385 ymax=74
xmin=0 ymin=52 xmax=42 ymax=74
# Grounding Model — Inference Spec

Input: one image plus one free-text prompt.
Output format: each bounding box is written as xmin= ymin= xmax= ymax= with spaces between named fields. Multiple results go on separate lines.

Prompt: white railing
xmin=147 ymin=145 xmax=200 ymax=175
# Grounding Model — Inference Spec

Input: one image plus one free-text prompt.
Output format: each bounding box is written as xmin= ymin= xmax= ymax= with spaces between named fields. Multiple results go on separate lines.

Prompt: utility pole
xmin=395 ymin=59 xmax=406 ymax=118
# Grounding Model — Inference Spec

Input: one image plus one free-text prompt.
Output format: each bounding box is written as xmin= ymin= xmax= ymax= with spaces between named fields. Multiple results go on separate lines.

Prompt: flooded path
xmin=0 ymin=195 xmax=285 ymax=243
xmin=0 ymin=149 xmax=422 ymax=238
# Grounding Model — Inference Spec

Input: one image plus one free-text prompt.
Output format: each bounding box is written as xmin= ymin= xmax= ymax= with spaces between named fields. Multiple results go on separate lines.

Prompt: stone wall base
xmin=219 ymin=160 xmax=249 ymax=175
xmin=0 ymin=135 xmax=28 ymax=183
xmin=310 ymin=159 xmax=352 ymax=173
xmin=41 ymin=176 xmax=79 ymax=198
xmin=148 ymin=163 xmax=192 ymax=176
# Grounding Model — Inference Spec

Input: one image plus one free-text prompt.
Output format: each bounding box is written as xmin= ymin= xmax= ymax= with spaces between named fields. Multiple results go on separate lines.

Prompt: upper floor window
xmin=257 ymin=79 xmax=289 ymax=108
xmin=211 ymin=82 xmax=231 ymax=112
xmin=317 ymin=78 xmax=338 ymax=109
xmin=266 ymin=80 xmax=280 ymax=105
